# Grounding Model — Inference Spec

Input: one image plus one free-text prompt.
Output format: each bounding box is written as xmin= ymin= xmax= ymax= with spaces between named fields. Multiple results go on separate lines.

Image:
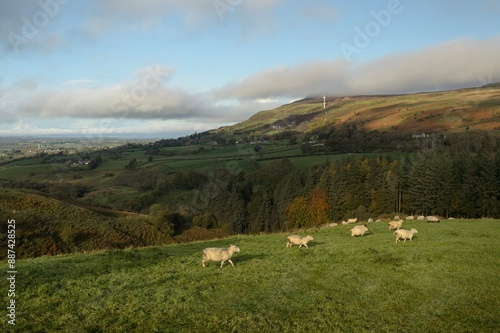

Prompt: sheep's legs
xmin=228 ymin=259 xmax=235 ymax=267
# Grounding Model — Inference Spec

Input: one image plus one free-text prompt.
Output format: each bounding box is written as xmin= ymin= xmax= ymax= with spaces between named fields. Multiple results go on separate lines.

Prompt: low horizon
xmin=3 ymin=81 xmax=498 ymax=139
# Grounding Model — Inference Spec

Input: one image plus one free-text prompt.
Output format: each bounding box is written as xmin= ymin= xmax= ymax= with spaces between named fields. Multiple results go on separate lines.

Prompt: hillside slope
xmin=0 ymin=189 xmax=176 ymax=258
xmin=4 ymin=219 xmax=499 ymax=332
xmin=217 ymin=86 xmax=500 ymax=135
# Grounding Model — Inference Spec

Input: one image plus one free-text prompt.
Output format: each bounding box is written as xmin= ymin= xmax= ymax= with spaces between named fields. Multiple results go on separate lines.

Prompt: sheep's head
xmin=306 ymin=235 xmax=313 ymax=241
xmin=412 ymin=229 xmax=418 ymax=234
xmin=230 ymin=245 xmax=240 ymax=252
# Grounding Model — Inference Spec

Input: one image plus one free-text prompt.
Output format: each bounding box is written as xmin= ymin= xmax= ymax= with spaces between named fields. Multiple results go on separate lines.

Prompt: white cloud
xmin=346 ymin=37 xmax=500 ymax=94
xmin=215 ymin=36 xmax=500 ymax=100
xmin=0 ymin=0 xmax=71 ymax=54
xmin=216 ymin=59 xmax=349 ymax=100
xmin=62 ymin=79 xmax=101 ymax=86
xmin=84 ymin=0 xmax=288 ymax=34
xmin=1 ymin=0 xmax=289 ymax=54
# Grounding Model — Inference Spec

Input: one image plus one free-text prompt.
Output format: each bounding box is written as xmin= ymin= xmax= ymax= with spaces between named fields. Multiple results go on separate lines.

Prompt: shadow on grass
xmin=235 ymin=253 xmax=266 ymax=264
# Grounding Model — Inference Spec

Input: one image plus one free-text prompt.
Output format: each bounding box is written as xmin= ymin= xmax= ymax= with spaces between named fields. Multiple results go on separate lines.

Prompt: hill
xmin=216 ymin=85 xmax=500 ymax=136
xmin=0 ymin=189 xmax=224 ymax=259
xmin=3 ymin=218 xmax=499 ymax=332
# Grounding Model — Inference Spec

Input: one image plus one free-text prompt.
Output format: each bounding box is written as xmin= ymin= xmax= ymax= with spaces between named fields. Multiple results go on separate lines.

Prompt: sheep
xmin=417 ymin=215 xmax=425 ymax=220
xmin=375 ymin=219 xmax=381 ymax=223
xmin=388 ymin=220 xmax=403 ymax=231
xmin=347 ymin=217 xmax=358 ymax=223
xmin=405 ymin=216 xmax=414 ymax=220
xmin=350 ymin=224 xmax=368 ymax=237
xmin=287 ymin=235 xmax=314 ymax=248
xmin=426 ymin=216 xmax=440 ymax=223
xmin=394 ymin=228 xmax=418 ymax=243
xmin=394 ymin=215 xmax=400 ymax=220
xmin=321 ymin=222 xmax=338 ymax=229
xmin=341 ymin=221 xmax=348 ymax=225
xmin=367 ymin=218 xmax=374 ymax=223
xmin=202 ymin=244 xmax=240 ymax=268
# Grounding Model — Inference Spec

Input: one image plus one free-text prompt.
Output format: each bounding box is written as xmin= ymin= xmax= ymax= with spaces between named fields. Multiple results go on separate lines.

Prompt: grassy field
xmin=3 ymin=219 xmax=499 ymax=332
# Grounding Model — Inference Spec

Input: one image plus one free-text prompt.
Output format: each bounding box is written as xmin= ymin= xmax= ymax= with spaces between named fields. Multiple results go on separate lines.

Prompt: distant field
xmin=3 ymin=219 xmax=498 ymax=332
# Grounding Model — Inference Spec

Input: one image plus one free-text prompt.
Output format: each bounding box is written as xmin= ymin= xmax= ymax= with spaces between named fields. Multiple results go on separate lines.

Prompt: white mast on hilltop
xmin=323 ymin=95 xmax=326 ymax=109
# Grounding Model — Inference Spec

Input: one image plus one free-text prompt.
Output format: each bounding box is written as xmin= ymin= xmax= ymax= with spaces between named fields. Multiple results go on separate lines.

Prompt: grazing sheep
xmin=375 ymin=219 xmax=381 ymax=223
xmin=347 ymin=217 xmax=358 ymax=223
xmin=287 ymin=235 xmax=314 ymax=248
xmin=417 ymin=215 xmax=425 ymax=220
xmin=202 ymin=244 xmax=240 ymax=268
xmin=388 ymin=220 xmax=403 ymax=231
xmin=341 ymin=221 xmax=348 ymax=225
xmin=368 ymin=218 xmax=374 ymax=223
xmin=350 ymin=224 xmax=368 ymax=237
xmin=394 ymin=215 xmax=400 ymax=220
xmin=426 ymin=216 xmax=440 ymax=223
xmin=405 ymin=216 xmax=414 ymax=220
xmin=394 ymin=228 xmax=418 ymax=243
xmin=448 ymin=217 xmax=455 ymax=220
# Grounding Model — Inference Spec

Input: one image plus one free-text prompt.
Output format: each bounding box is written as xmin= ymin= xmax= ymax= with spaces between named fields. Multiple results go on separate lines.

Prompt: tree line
xmin=186 ymin=132 xmax=499 ymax=234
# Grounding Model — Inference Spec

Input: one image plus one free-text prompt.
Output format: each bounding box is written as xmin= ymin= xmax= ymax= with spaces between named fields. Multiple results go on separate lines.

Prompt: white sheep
xmin=388 ymin=220 xmax=403 ymax=231
xmin=202 ymin=244 xmax=240 ymax=268
xmin=350 ymin=224 xmax=368 ymax=237
xmin=417 ymin=215 xmax=425 ymax=220
xmin=394 ymin=215 xmax=400 ymax=220
xmin=426 ymin=216 xmax=440 ymax=223
xmin=405 ymin=216 xmax=414 ymax=220
xmin=368 ymin=218 xmax=374 ymax=223
xmin=347 ymin=217 xmax=358 ymax=223
xmin=394 ymin=228 xmax=418 ymax=243
xmin=287 ymin=235 xmax=314 ymax=248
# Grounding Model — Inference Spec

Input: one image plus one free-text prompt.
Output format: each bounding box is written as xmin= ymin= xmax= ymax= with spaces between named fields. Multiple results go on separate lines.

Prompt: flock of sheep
xmin=201 ymin=215 xmax=441 ymax=268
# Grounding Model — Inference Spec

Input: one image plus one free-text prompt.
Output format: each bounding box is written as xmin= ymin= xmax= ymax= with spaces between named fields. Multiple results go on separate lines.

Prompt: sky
xmin=1 ymin=0 xmax=499 ymax=138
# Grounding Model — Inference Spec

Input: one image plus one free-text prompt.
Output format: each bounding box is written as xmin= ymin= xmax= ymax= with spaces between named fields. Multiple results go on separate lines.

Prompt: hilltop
xmin=216 ymin=85 xmax=500 ymax=136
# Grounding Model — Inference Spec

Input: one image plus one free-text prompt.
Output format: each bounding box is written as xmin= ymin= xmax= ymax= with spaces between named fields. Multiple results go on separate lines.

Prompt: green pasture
xmin=3 ymin=219 xmax=498 ymax=332
xmin=0 ymin=164 xmax=55 ymax=181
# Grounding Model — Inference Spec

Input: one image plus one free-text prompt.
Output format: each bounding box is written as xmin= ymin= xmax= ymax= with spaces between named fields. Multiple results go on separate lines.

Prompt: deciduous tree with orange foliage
xmin=308 ymin=188 xmax=330 ymax=226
